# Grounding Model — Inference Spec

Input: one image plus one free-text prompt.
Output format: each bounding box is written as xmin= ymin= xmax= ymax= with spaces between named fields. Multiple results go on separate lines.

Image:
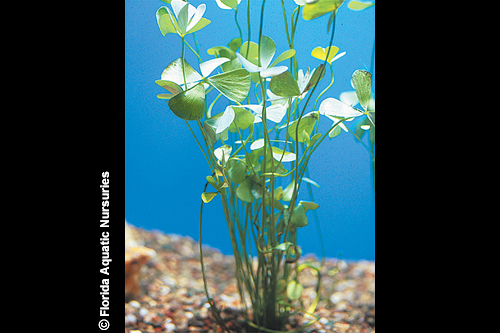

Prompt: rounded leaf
xmin=351 ymin=70 xmax=372 ymax=111
xmin=287 ymin=280 xmax=304 ymax=301
xmin=228 ymin=162 xmax=247 ymax=184
xmin=168 ymin=83 xmax=206 ymax=120
xmin=270 ymin=71 xmax=301 ymax=97
xmin=202 ymin=192 xmax=218 ymax=203
xmin=303 ymin=0 xmax=345 ymax=20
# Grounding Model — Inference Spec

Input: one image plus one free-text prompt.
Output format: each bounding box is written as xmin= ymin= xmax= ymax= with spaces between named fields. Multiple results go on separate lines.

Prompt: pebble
xmin=124 ymin=224 xmax=375 ymax=332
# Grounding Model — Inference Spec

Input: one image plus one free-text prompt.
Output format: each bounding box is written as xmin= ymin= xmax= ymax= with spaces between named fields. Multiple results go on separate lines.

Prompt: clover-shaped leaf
xmin=156 ymin=0 xmax=210 ymax=37
xmin=236 ymin=36 xmax=293 ymax=78
xmin=302 ymin=0 xmax=345 ymax=20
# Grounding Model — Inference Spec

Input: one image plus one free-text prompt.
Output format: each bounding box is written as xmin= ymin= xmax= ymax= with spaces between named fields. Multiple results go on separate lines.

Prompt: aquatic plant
xmin=154 ymin=0 xmax=374 ymax=331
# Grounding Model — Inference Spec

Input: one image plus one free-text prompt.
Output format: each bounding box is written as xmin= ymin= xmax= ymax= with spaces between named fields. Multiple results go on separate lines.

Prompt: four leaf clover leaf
xmin=156 ymin=0 xmax=211 ymax=37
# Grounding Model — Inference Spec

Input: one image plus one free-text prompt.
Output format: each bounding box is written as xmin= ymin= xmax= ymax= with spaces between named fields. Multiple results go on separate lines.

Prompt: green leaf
xmin=176 ymin=1 xmax=189 ymax=35
xmin=275 ymin=242 xmax=293 ymax=251
xmin=228 ymin=162 xmax=247 ymax=184
xmin=187 ymin=17 xmax=211 ymax=34
xmin=271 ymin=147 xmax=296 ymax=163
xmin=204 ymin=113 xmax=229 ymax=145
xmin=302 ymin=177 xmax=320 ymax=188
xmin=290 ymin=204 xmax=308 ymax=227
xmin=311 ymin=46 xmax=339 ymax=64
xmin=351 ymin=70 xmax=372 ymax=111
xmin=240 ymin=41 xmax=259 ymax=64
xmin=168 ymin=82 xmax=206 ymax=120
xmin=270 ymin=71 xmax=301 ymax=97
xmin=287 ymin=280 xmax=304 ymax=301
xmin=303 ymin=0 xmax=345 ymax=20
xmin=287 ymin=111 xmax=319 ymax=142
xmin=202 ymin=192 xmax=218 ymax=203
xmin=220 ymin=0 xmax=239 ymax=9
xmin=228 ymin=107 xmax=255 ymax=132
xmin=303 ymin=64 xmax=325 ymax=93
xmin=161 ymin=58 xmax=202 ymax=86
xmin=228 ymin=38 xmax=242 ymax=51
xmin=206 ymin=176 xmax=218 ymax=189
xmin=299 ymin=201 xmax=319 ymax=211
xmin=207 ymin=68 xmax=251 ymax=103
xmin=319 ymin=98 xmax=363 ymax=118
xmin=259 ymin=35 xmax=276 ymax=69
xmin=270 ymin=49 xmax=296 ymax=68
xmin=155 ymin=80 xmax=183 ymax=97
xmin=236 ymin=177 xmax=254 ymax=203
xmin=156 ymin=7 xmax=177 ymax=36
xmin=214 ymin=106 xmax=235 ymax=134
xmin=214 ymin=145 xmax=232 ymax=163
xmin=282 ymin=182 xmax=297 ymax=202
xmin=348 ymin=0 xmax=375 ymax=11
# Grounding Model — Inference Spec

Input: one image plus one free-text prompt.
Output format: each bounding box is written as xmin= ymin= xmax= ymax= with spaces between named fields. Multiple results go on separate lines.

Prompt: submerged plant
xmin=153 ymin=0 xmax=374 ymax=331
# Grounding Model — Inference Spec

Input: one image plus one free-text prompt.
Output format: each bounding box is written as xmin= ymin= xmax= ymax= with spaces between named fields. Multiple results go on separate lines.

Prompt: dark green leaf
xmin=290 ymin=204 xmax=308 ymax=227
xmin=270 ymin=71 xmax=301 ymax=97
xmin=303 ymin=64 xmax=325 ymax=93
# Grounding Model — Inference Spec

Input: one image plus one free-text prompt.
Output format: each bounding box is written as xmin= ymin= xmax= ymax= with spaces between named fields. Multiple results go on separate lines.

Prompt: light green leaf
xmin=351 ymin=70 xmax=372 ymax=111
xmin=202 ymin=192 xmax=218 ymax=203
xmin=161 ymin=58 xmax=202 ymax=86
xmin=311 ymin=46 xmax=339 ymax=64
xmin=275 ymin=242 xmax=293 ymax=251
xmin=214 ymin=145 xmax=232 ymax=163
xmin=215 ymin=106 xmax=235 ymax=134
xmin=157 ymin=93 xmax=174 ymax=100
xmin=319 ymin=98 xmax=363 ymax=118
xmin=168 ymin=82 xmax=206 ymax=120
xmin=156 ymin=7 xmax=177 ymax=36
xmin=270 ymin=49 xmax=296 ymax=68
xmin=299 ymin=201 xmax=319 ymax=211
xmin=220 ymin=0 xmax=239 ymax=9
xmin=348 ymin=0 xmax=375 ymax=11
xmin=228 ymin=107 xmax=255 ymax=132
xmin=270 ymin=71 xmax=301 ymax=97
xmin=204 ymin=113 xmax=229 ymax=145
xmin=187 ymin=17 xmax=211 ymax=34
xmin=160 ymin=0 xmax=172 ymax=4
xmin=271 ymin=147 xmax=296 ymax=162
xmin=287 ymin=111 xmax=319 ymax=142
xmin=329 ymin=125 xmax=341 ymax=138
xmin=302 ymin=177 xmax=320 ymax=188
xmin=155 ymin=80 xmax=183 ymax=97
xmin=236 ymin=177 xmax=254 ymax=203
xmin=228 ymin=162 xmax=247 ymax=184
xmin=240 ymin=41 xmax=259 ymax=64
xmin=282 ymin=181 xmax=297 ymax=202
xmin=287 ymin=280 xmax=304 ymax=301
xmin=206 ymin=176 xmax=218 ymax=189
xmin=259 ymin=35 xmax=276 ymax=69
xmin=228 ymin=38 xmax=242 ymax=52
xmin=207 ymin=68 xmax=251 ymax=102
xmin=303 ymin=0 xmax=345 ymax=20
xmin=175 ymin=1 xmax=189 ymax=35
xmin=290 ymin=204 xmax=309 ymax=227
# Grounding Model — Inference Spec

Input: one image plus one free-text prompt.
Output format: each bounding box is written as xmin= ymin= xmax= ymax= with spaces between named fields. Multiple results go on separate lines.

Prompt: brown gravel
xmin=125 ymin=225 xmax=375 ymax=333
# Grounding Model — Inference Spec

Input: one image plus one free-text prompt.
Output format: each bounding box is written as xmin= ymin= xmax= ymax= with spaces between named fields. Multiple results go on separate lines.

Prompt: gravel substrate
xmin=125 ymin=225 xmax=375 ymax=333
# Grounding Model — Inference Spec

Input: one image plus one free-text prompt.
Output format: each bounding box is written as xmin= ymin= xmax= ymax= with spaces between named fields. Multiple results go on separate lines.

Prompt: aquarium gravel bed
xmin=125 ymin=225 xmax=375 ymax=333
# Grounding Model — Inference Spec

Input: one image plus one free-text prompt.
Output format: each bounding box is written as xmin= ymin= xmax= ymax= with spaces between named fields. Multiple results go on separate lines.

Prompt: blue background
xmin=125 ymin=0 xmax=375 ymax=260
